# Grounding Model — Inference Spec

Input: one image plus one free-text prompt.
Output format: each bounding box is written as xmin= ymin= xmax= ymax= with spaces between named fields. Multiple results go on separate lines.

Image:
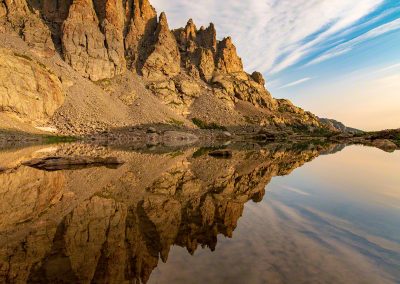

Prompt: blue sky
xmin=152 ymin=0 xmax=400 ymax=130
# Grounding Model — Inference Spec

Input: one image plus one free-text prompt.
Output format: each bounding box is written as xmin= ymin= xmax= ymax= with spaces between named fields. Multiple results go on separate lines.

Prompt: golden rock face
xmin=0 ymin=49 xmax=64 ymax=125
xmin=0 ymin=142 xmax=330 ymax=283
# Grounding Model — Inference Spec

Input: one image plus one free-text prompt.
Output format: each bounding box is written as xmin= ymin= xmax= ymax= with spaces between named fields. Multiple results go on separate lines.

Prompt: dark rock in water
xmin=208 ymin=150 xmax=232 ymax=158
xmin=147 ymin=127 xmax=157 ymax=133
xmin=22 ymin=156 xmax=124 ymax=171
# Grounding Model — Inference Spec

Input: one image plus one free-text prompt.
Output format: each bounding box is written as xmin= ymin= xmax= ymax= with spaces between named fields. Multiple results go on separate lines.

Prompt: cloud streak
xmin=151 ymin=0 xmax=391 ymax=75
xmin=278 ymin=78 xmax=312 ymax=89
xmin=307 ymin=18 xmax=400 ymax=66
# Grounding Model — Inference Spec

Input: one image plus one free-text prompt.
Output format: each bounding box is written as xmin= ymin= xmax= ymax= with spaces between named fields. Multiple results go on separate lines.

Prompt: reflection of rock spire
xmin=0 ymin=143 xmax=337 ymax=283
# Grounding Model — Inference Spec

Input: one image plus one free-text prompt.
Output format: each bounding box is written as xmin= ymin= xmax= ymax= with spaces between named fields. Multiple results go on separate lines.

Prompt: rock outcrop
xmin=215 ymin=37 xmax=243 ymax=73
xmin=61 ymin=0 xmax=120 ymax=81
xmin=0 ymin=0 xmax=55 ymax=56
xmin=0 ymin=49 xmax=64 ymax=125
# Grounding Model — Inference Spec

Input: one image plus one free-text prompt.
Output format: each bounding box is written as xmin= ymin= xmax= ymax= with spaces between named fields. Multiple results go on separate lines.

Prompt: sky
xmin=151 ymin=0 xmax=400 ymax=131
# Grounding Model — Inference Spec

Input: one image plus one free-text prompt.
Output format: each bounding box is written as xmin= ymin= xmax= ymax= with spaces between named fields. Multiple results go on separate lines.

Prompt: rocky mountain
xmin=0 ymin=0 xmax=334 ymax=135
xmin=319 ymin=118 xmax=362 ymax=134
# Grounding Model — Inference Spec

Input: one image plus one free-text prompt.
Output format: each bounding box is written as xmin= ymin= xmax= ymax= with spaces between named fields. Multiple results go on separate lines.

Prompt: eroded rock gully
xmin=0 ymin=142 xmax=338 ymax=283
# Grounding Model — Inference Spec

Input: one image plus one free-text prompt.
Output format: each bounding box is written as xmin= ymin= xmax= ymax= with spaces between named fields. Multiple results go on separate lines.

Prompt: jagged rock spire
xmin=197 ymin=23 xmax=217 ymax=52
xmin=216 ymin=36 xmax=243 ymax=73
xmin=124 ymin=0 xmax=158 ymax=69
xmin=141 ymin=12 xmax=181 ymax=81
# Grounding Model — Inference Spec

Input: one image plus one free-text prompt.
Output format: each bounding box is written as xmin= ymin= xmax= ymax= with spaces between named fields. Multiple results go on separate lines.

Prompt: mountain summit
xmin=0 ymin=0 xmax=334 ymax=135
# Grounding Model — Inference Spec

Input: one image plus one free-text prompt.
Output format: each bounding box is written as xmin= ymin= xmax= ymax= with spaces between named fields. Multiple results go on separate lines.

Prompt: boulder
xmin=176 ymin=79 xmax=201 ymax=97
xmin=251 ymin=71 xmax=265 ymax=85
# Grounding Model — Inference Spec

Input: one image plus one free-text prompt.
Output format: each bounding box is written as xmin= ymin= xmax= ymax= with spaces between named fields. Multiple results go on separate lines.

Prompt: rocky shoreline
xmin=1 ymin=126 xmax=399 ymax=153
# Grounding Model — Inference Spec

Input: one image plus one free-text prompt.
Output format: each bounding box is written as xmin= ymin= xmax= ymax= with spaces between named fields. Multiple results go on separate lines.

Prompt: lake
xmin=0 ymin=143 xmax=399 ymax=283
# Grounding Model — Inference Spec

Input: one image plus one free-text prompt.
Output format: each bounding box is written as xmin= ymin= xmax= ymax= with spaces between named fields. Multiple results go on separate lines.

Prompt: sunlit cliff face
xmin=0 ymin=142 xmax=328 ymax=283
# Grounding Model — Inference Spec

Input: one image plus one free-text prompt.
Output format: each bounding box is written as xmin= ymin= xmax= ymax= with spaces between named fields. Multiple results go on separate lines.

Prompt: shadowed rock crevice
xmin=25 ymin=0 xmax=73 ymax=55
xmin=27 ymin=217 xmax=79 ymax=284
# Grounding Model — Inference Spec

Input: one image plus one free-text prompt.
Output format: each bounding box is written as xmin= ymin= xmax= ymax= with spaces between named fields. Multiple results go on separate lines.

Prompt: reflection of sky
xmin=150 ymin=146 xmax=400 ymax=284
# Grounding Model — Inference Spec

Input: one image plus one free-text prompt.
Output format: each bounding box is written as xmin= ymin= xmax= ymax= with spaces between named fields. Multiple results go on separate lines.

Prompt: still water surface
xmin=0 ymin=143 xmax=399 ymax=283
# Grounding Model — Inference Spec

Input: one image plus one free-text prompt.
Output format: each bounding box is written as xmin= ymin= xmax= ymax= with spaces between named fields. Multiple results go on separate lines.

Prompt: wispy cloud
xmin=278 ymin=78 xmax=312 ymax=89
xmin=307 ymin=18 xmax=400 ymax=66
xmin=373 ymin=62 xmax=400 ymax=74
xmin=152 ymin=0 xmax=389 ymax=74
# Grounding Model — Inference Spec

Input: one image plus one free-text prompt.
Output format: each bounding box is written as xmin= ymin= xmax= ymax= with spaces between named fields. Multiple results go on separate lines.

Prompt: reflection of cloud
xmin=278 ymin=184 xmax=310 ymax=196
xmin=278 ymin=78 xmax=312 ymax=89
xmin=151 ymin=200 xmax=398 ymax=283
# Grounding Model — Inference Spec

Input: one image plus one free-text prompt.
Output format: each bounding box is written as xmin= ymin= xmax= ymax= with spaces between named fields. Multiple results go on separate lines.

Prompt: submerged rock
xmin=208 ymin=149 xmax=232 ymax=158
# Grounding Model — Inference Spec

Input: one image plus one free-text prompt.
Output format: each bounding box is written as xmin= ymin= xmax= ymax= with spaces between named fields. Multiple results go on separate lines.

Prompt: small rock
xmin=208 ymin=150 xmax=232 ymax=158
xmin=60 ymin=75 xmax=74 ymax=88
xmin=147 ymin=127 xmax=157 ymax=133
xmin=222 ymin=131 xmax=232 ymax=137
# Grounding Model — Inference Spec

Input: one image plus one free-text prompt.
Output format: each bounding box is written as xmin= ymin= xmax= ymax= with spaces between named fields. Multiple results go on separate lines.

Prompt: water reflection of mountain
xmin=0 ymin=142 xmax=342 ymax=283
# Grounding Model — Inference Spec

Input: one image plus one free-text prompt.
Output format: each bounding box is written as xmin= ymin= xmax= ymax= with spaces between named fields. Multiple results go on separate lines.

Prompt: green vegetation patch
xmin=94 ymin=78 xmax=112 ymax=87
xmin=168 ymin=151 xmax=184 ymax=158
xmin=168 ymin=118 xmax=184 ymax=127
xmin=43 ymin=135 xmax=78 ymax=144
xmin=394 ymin=133 xmax=400 ymax=146
xmin=192 ymin=118 xmax=227 ymax=131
